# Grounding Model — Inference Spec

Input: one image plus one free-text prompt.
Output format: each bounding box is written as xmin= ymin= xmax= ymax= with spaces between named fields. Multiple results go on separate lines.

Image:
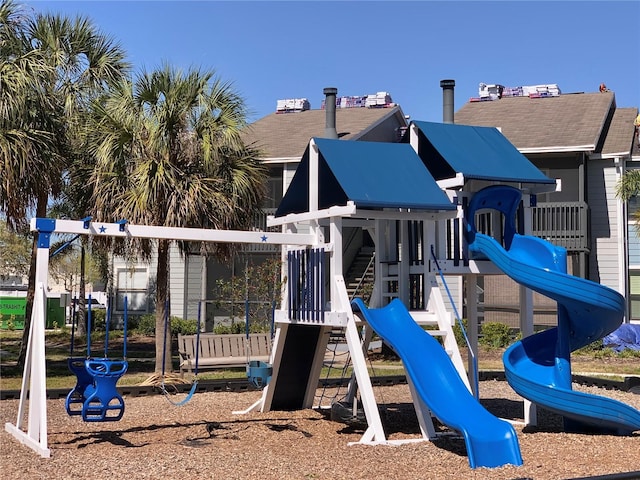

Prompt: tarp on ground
xmin=603 ymin=323 xmax=640 ymax=352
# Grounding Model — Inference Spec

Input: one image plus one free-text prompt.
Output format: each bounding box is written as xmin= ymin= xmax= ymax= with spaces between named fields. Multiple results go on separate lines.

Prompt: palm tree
xmin=616 ymin=170 xmax=640 ymax=204
xmin=88 ymin=64 xmax=266 ymax=373
xmin=617 ymin=169 xmax=640 ymax=239
xmin=0 ymin=1 xmax=129 ymax=364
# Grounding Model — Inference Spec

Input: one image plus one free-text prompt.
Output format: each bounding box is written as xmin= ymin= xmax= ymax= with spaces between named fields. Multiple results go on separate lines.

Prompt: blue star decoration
xmin=99 ymin=225 xmax=107 ymax=233
xmin=261 ymin=235 xmax=268 ymax=242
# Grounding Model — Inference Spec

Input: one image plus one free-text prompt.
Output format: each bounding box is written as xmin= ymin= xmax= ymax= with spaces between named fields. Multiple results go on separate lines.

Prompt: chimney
xmin=440 ymin=79 xmax=455 ymax=124
xmin=323 ymin=87 xmax=339 ymax=139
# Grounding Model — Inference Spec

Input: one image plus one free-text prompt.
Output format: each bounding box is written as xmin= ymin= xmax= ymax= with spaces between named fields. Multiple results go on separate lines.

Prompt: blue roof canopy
xmin=276 ymin=138 xmax=455 ymax=217
xmin=411 ymin=121 xmax=556 ymax=185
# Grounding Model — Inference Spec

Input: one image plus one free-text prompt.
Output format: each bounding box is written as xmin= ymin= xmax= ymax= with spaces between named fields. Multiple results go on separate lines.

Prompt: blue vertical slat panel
xmin=311 ymin=248 xmax=318 ymax=321
xmin=320 ymin=248 xmax=325 ymax=322
xmin=296 ymin=250 xmax=302 ymax=321
xmin=453 ymin=211 xmax=460 ymax=267
xmin=462 ymin=195 xmax=469 ymax=267
xmin=301 ymin=250 xmax=305 ymax=320
xmin=287 ymin=250 xmax=294 ymax=319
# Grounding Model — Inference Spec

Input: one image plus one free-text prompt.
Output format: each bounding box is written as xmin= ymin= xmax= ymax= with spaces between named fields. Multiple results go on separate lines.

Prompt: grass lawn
xmin=1 ymin=329 xmax=638 ymax=392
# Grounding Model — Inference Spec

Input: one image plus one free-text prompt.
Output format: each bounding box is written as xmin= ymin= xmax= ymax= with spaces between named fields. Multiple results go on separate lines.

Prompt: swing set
xmin=65 ymin=293 xmax=128 ymax=421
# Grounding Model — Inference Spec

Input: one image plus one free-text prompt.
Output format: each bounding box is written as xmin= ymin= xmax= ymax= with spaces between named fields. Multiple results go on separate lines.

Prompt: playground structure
xmin=5 ymin=121 xmax=640 ymax=468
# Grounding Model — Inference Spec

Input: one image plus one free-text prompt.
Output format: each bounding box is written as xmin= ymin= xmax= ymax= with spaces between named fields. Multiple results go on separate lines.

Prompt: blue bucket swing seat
xmin=65 ymin=294 xmax=129 ymax=422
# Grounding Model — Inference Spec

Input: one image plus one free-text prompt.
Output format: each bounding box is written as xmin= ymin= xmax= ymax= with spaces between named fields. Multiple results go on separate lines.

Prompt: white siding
xmin=165 ymin=247 xmax=207 ymax=320
xmin=167 ymin=244 xmax=206 ymax=321
xmin=588 ymin=160 xmax=621 ymax=291
xmin=184 ymin=254 xmax=204 ymax=321
xmin=438 ymin=275 xmax=462 ymax=318
xmin=283 ymin=164 xmax=297 ymax=195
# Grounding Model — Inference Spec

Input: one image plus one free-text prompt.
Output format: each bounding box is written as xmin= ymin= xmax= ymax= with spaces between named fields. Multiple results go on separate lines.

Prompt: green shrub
xmin=125 ymin=314 xmax=140 ymax=331
xmin=133 ymin=314 xmax=198 ymax=336
xmin=452 ymin=318 xmax=468 ymax=347
xmin=617 ymin=347 xmax=640 ymax=358
xmin=136 ymin=314 xmax=156 ymax=336
xmin=90 ymin=309 xmax=106 ymax=331
xmin=213 ymin=322 xmax=247 ymax=334
xmin=574 ymin=339 xmax=604 ymax=355
xmin=479 ymin=322 xmax=511 ymax=348
xmin=170 ymin=317 xmax=198 ymax=335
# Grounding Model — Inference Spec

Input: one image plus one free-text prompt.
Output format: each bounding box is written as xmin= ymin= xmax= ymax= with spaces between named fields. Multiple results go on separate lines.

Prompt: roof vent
xmin=440 ymin=79 xmax=455 ymax=124
xmin=323 ymin=87 xmax=339 ymax=139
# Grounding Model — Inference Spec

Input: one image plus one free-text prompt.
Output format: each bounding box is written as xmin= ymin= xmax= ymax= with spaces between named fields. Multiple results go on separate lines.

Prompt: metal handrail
xmin=350 ymin=252 xmax=376 ymax=301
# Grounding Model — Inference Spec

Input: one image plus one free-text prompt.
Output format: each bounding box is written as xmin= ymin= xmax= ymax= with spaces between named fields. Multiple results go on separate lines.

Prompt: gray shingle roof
xmin=602 ymin=107 xmax=639 ymax=156
xmin=454 ymin=92 xmax=617 ymax=152
xmin=241 ymin=106 xmax=405 ymax=160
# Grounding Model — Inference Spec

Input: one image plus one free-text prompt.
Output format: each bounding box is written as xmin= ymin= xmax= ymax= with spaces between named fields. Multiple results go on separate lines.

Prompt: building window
xmin=264 ymin=167 xmax=284 ymax=209
xmin=116 ymin=267 xmax=148 ymax=312
xmin=630 ymin=271 xmax=640 ymax=322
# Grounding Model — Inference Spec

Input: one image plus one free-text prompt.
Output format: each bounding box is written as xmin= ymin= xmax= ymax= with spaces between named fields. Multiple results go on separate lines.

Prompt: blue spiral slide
xmin=352 ymin=298 xmax=523 ymax=469
xmin=467 ymin=185 xmax=640 ymax=434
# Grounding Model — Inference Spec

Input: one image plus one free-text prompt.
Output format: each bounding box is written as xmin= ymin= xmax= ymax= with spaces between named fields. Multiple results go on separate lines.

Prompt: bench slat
xmin=177 ymin=333 xmax=272 ymax=376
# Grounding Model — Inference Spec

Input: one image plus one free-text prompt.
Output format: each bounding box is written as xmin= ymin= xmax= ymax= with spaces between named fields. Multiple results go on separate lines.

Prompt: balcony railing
xmin=470 ymin=201 xmax=589 ymax=253
xmin=531 ymin=201 xmax=589 ymax=252
xmin=241 ymin=208 xmax=280 ymax=253
xmin=444 ymin=200 xmax=590 ymax=265
xmin=245 ymin=202 xmax=590 ymax=256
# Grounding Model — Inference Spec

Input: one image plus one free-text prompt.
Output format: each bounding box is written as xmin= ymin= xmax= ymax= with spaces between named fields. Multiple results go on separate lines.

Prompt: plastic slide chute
xmin=352 ymin=298 xmax=523 ymax=469
xmin=466 ymin=185 xmax=640 ymax=434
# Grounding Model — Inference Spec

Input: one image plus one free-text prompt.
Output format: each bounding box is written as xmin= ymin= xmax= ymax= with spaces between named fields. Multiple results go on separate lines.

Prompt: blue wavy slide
xmin=352 ymin=298 xmax=523 ymax=469
xmin=466 ymin=185 xmax=640 ymax=434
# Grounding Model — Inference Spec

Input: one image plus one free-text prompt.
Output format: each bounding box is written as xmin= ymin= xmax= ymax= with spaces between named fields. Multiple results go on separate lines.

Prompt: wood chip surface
xmin=1 ymin=381 xmax=639 ymax=480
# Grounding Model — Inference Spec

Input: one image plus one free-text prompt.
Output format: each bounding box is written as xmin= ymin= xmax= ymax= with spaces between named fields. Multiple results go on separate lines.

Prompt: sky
xmin=23 ymin=0 xmax=640 ymax=123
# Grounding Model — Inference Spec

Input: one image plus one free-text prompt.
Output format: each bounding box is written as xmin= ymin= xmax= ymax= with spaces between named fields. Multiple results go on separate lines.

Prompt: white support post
xmin=466 ymin=274 xmax=479 ymax=397
xmin=330 ymin=216 xmax=343 ymax=306
xmin=5 ymin=234 xmax=52 ymax=457
xmin=334 ymin=276 xmax=386 ymax=445
xmin=398 ymin=220 xmax=409 ymax=304
xmin=309 ymin=139 xmax=319 ymax=212
xmin=520 ymin=194 xmax=537 ymax=426
xmin=373 ymin=219 xmax=385 ymax=307
xmin=519 ymin=285 xmax=536 ymax=426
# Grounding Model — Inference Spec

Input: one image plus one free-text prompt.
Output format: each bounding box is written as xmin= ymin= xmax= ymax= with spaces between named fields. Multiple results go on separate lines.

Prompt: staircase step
xmin=426 ymin=330 xmax=447 ymax=337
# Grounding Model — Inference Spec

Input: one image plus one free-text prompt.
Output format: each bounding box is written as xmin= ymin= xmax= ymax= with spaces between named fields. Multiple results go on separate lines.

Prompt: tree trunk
xmin=155 ymin=239 xmax=172 ymax=374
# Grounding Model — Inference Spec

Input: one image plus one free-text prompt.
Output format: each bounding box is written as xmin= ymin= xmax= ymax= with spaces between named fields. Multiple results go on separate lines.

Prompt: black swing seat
xmin=66 ymin=357 xmax=128 ymax=422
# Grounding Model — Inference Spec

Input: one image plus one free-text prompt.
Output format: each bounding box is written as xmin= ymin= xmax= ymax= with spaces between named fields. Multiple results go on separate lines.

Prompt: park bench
xmin=177 ymin=332 xmax=272 ymax=376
